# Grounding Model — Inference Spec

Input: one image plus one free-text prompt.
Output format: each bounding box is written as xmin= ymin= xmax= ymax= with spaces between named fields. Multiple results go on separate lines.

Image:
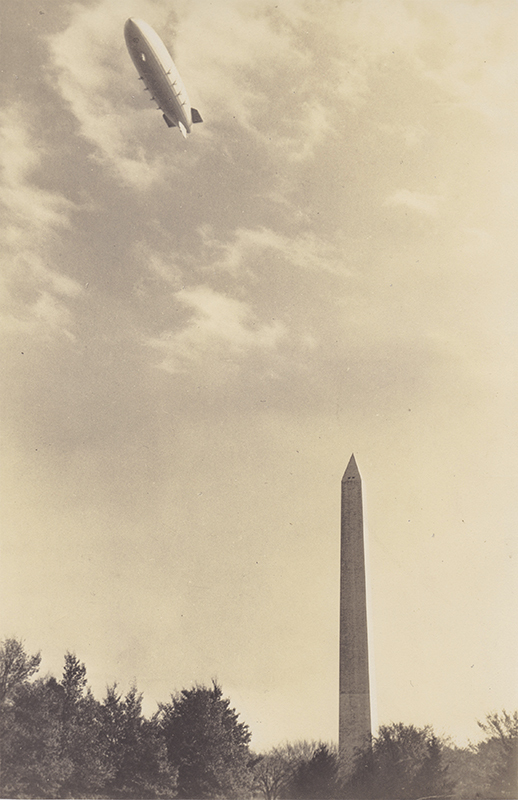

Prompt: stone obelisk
xmin=339 ymin=454 xmax=371 ymax=775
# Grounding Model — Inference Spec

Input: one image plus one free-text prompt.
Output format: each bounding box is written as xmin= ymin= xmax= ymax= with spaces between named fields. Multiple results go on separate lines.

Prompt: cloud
xmin=132 ymin=241 xmax=184 ymax=289
xmin=0 ymin=108 xmax=72 ymax=232
xmin=418 ymin=1 xmax=518 ymax=122
xmin=45 ymin=0 xmax=329 ymax=187
xmin=379 ymin=122 xmax=430 ymax=148
xmin=278 ymin=101 xmax=333 ymax=164
xmin=0 ymin=105 xmax=81 ymax=338
xmin=198 ymin=225 xmax=348 ymax=277
xmin=146 ymin=285 xmax=286 ymax=375
xmin=45 ymin=0 xmax=328 ymax=186
xmin=45 ymin=0 xmax=516 ymax=194
xmin=46 ymin=0 xmax=182 ymax=189
xmin=383 ymin=188 xmax=444 ymax=216
xmin=133 ymin=223 xmax=348 ymax=398
xmin=44 ymin=0 xmax=448 ymax=184
xmin=170 ymin=1 xmax=344 ymax=161
xmin=174 ymin=1 xmax=308 ymax=123
xmin=132 ymin=224 xmax=348 ymax=342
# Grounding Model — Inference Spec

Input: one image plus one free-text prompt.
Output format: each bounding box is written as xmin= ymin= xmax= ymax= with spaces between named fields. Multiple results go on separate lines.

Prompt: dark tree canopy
xmin=0 ymin=637 xmax=41 ymax=705
xmin=100 ymin=683 xmax=177 ymax=798
xmin=253 ymin=740 xmax=337 ymax=800
xmin=445 ymin=711 xmax=518 ymax=800
xmin=286 ymin=743 xmax=339 ymax=799
xmin=0 ymin=646 xmax=176 ymax=799
xmin=345 ymin=722 xmax=453 ymax=800
xmin=253 ymin=747 xmax=293 ymax=800
xmin=472 ymin=711 xmax=517 ymax=800
xmin=1 ymin=637 xmax=516 ymax=800
xmin=159 ymin=680 xmax=253 ymax=799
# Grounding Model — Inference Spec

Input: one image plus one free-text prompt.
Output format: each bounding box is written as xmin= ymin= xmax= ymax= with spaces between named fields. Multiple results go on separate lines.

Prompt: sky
xmin=1 ymin=0 xmax=517 ymax=753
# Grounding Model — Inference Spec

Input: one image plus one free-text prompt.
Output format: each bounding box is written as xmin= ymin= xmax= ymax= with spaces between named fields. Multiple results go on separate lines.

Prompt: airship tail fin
xmin=178 ymin=121 xmax=188 ymax=138
xmin=191 ymin=108 xmax=203 ymax=124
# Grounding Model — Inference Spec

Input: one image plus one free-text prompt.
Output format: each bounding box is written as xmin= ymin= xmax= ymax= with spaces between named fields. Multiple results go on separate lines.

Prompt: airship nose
xmin=124 ymin=18 xmax=141 ymax=46
xmin=125 ymin=18 xmax=142 ymax=37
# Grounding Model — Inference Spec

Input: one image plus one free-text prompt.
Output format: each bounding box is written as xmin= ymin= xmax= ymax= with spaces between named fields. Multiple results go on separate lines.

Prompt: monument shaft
xmin=339 ymin=454 xmax=371 ymax=774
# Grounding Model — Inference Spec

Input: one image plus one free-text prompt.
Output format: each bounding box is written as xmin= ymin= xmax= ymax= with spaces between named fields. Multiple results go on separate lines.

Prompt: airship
xmin=124 ymin=17 xmax=202 ymax=137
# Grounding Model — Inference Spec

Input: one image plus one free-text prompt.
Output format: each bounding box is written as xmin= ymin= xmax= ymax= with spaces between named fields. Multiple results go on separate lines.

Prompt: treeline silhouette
xmin=0 ymin=638 xmax=516 ymax=799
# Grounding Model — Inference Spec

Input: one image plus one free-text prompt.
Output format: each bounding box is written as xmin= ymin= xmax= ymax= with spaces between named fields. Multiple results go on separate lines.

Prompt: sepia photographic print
xmin=1 ymin=1 xmax=517 ymax=798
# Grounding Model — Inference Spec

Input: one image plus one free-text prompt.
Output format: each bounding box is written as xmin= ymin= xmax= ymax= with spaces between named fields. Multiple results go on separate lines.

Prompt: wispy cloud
xmin=419 ymin=1 xmax=518 ymax=122
xmin=45 ymin=0 xmax=429 ymax=185
xmin=198 ymin=226 xmax=348 ymax=277
xmin=380 ymin=122 xmax=430 ymax=148
xmin=0 ymin=105 xmax=81 ymax=338
xmin=384 ymin=188 xmax=444 ymax=216
xmin=139 ymin=222 xmax=351 ymax=387
xmin=172 ymin=1 xmax=336 ymax=161
xmin=46 ymin=0 xmax=179 ymax=189
xmin=146 ymin=285 xmax=286 ymax=374
xmin=174 ymin=1 xmax=308 ymax=127
xmin=0 ymin=108 xmax=72 ymax=231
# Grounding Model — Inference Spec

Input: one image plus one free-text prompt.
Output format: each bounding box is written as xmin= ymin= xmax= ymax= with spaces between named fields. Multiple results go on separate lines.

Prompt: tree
xmin=0 ymin=648 xmax=177 ymax=799
xmin=253 ymin=740 xmax=335 ymax=800
xmin=0 ymin=639 xmax=51 ymax=797
xmin=476 ymin=711 xmax=518 ymax=799
xmin=100 ymin=683 xmax=177 ymax=798
xmin=55 ymin=653 xmax=109 ymax=798
xmin=0 ymin=637 xmax=41 ymax=705
xmin=0 ymin=656 xmax=106 ymax=799
xmin=448 ymin=711 xmax=518 ymax=800
xmin=287 ymin=743 xmax=339 ymax=799
xmin=0 ymin=677 xmax=67 ymax=798
xmin=61 ymin=651 xmax=87 ymax=706
xmin=346 ymin=722 xmax=454 ymax=800
xmin=159 ymin=680 xmax=253 ymax=799
xmin=253 ymin=747 xmax=293 ymax=800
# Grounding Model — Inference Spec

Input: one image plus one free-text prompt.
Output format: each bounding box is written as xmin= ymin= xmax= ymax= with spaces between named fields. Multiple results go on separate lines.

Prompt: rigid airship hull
xmin=124 ymin=17 xmax=202 ymax=137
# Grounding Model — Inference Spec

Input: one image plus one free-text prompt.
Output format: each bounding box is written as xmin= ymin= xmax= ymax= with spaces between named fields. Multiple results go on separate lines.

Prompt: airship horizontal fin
xmin=191 ymin=108 xmax=203 ymax=124
xmin=163 ymin=114 xmax=176 ymax=128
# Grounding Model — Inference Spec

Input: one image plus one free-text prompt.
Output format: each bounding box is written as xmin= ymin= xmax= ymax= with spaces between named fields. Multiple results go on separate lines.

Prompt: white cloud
xmin=199 ymin=225 xmax=348 ymax=277
xmin=46 ymin=0 xmax=180 ymax=189
xmin=147 ymin=285 xmax=286 ymax=374
xmin=0 ymin=105 xmax=82 ymax=338
xmin=418 ymin=1 xmax=518 ymax=123
xmin=45 ymin=0 xmax=518 ymax=192
xmin=140 ymin=223 xmax=349 ymax=380
xmin=0 ymin=109 xmax=73 ymax=232
xmin=133 ymin=241 xmax=184 ymax=288
xmin=171 ymin=0 xmax=337 ymax=160
xmin=278 ymin=100 xmax=333 ymax=163
xmin=380 ymin=122 xmax=430 ymax=148
xmin=383 ymin=188 xmax=444 ymax=216
xmin=43 ymin=0 xmax=436 ymax=179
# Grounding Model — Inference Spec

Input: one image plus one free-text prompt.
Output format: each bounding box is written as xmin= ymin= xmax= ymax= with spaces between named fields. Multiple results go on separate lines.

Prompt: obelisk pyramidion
xmin=339 ymin=454 xmax=371 ymax=775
